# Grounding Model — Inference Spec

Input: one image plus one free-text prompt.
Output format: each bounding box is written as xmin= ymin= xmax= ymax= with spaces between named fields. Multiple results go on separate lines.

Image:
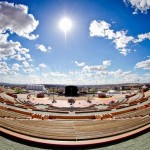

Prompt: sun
xmin=59 ymin=17 xmax=72 ymax=35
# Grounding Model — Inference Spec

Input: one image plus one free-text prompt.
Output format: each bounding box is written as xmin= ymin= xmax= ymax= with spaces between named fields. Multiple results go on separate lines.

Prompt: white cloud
xmin=144 ymin=73 xmax=150 ymax=82
xmin=36 ymin=67 xmax=39 ymax=70
xmin=89 ymin=20 xmax=112 ymax=38
xmin=36 ymin=44 xmax=52 ymax=53
xmin=83 ymin=65 xmax=105 ymax=71
xmin=22 ymin=64 xmax=34 ymax=74
xmin=144 ymin=72 xmax=150 ymax=76
xmin=18 ymin=48 xmax=29 ymax=55
xmin=0 ymin=1 xmax=39 ymax=40
xmin=119 ymin=48 xmax=131 ymax=56
xmin=0 ymin=39 xmax=20 ymax=59
xmin=109 ymin=69 xmax=132 ymax=78
xmin=24 ymin=53 xmax=31 ymax=59
xmin=74 ymin=61 xmax=86 ymax=67
xmin=0 ymin=61 xmax=9 ymax=70
xmin=82 ymin=60 xmax=111 ymax=72
xmin=89 ymin=20 xmax=150 ymax=55
xmin=39 ymin=63 xmax=47 ymax=68
xmin=102 ymin=60 xmax=111 ymax=66
xmin=0 ymin=2 xmax=34 ymax=72
xmin=0 ymin=32 xmax=32 ymax=63
xmin=2 ymin=65 xmax=148 ymax=85
xmin=23 ymin=68 xmax=34 ymax=73
xmin=0 ymin=1 xmax=40 ymax=81
xmin=37 ymin=67 xmax=144 ymax=85
xmin=113 ymin=31 xmax=133 ymax=49
xmin=6 ymin=70 xmax=20 ymax=76
xmin=42 ymin=73 xmax=49 ymax=77
xmin=124 ymin=0 xmax=150 ymax=14
xmin=89 ymin=20 xmax=134 ymax=55
xmin=133 ymin=32 xmax=150 ymax=43
xmin=0 ymin=61 xmax=12 ymax=75
xmin=23 ymin=61 xmax=30 ymax=68
xmin=0 ymin=33 xmax=9 ymax=42
xmin=12 ymin=63 xmax=21 ymax=71
xmin=48 ymin=46 xmax=52 ymax=50
xmin=11 ymin=54 xmax=26 ymax=61
xmin=135 ymin=59 xmax=150 ymax=70
xmin=50 ymin=72 xmax=67 ymax=78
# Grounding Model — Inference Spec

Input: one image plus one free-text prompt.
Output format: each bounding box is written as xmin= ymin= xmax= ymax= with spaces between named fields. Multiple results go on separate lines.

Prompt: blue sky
xmin=0 ymin=0 xmax=150 ymax=85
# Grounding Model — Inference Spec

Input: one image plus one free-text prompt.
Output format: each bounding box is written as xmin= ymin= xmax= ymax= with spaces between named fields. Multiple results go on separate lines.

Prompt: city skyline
xmin=0 ymin=0 xmax=150 ymax=85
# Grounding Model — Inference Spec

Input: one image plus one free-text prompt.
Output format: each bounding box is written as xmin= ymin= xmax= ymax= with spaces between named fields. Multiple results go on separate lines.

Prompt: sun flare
xmin=59 ymin=17 xmax=72 ymax=34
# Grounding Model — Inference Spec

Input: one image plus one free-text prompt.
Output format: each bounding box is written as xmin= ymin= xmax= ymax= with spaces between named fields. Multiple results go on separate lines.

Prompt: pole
xmin=53 ymin=87 xmax=55 ymax=102
xmin=88 ymin=88 xmax=90 ymax=101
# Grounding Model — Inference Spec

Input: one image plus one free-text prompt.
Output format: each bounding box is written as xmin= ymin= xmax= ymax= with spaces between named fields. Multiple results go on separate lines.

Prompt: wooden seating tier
xmin=113 ymin=106 xmax=150 ymax=119
xmin=0 ymin=117 xmax=150 ymax=141
xmin=0 ymin=106 xmax=32 ymax=119
xmin=0 ymin=90 xmax=150 ymax=146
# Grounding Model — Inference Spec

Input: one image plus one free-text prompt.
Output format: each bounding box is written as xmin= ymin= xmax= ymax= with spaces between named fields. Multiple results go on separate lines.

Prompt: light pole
xmin=52 ymin=87 xmax=55 ymax=103
xmin=88 ymin=87 xmax=90 ymax=101
xmin=96 ymin=80 xmax=97 ymax=93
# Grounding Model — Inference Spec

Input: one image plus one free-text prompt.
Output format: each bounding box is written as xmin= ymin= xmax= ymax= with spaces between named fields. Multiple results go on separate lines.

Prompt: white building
xmin=107 ymin=90 xmax=120 ymax=96
xmin=26 ymin=84 xmax=46 ymax=91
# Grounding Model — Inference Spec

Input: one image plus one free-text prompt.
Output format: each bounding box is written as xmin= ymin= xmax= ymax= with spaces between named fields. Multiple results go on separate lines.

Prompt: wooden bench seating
xmin=6 ymin=108 xmax=33 ymax=116
xmin=129 ymin=97 xmax=148 ymax=106
xmin=0 ymin=116 xmax=150 ymax=141
xmin=0 ymin=97 xmax=5 ymax=102
xmin=144 ymin=90 xmax=150 ymax=98
xmin=0 ymin=107 xmax=33 ymax=119
xmin=73 ymin=117 xmax=150 ymax=140
xmin=114 ymin=107 xmax=150 ymax=119
xmin=138 ymin=97 xmax=148 ymax=103
xmin=127 ymin=93 xmax=143 ymax=103
xmin=109 ymin=94 xmax=148 ymax=109
xmin=0 ymin=90 xmax=150 ymax=146
xmin=75 ymin=108 xmax=111 ymax=114
xmin=112 ymin=103 xmax=150 ymax=119
xmin=32 ymin=108 xmax=69 ymax=114
xmin=0 ymin=108 xmax=31 ymax=119
xmin=0 ymin=96 xmax=15 ymax=106
xmin=0 ymin=94 xmax=17 ymax=103
xmin=46 ymin=104 xmax=97 ymax=113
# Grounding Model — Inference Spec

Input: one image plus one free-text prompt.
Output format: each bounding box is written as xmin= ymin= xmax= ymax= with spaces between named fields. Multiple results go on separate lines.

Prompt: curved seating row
xmin=108 ymin=95 xmax=149 ymax=110
xmin=0 ymin=90 xmax=150 ymax=146
xmin=0 ymin=106 xmax=32 ymax=119
xmin=0 ymin=97 xmax=15 ymax=106
xmin=0 ymin=93 xmax=17 ymax=103
xmin=0 ymin=116 xmax=150 ymax=146
xmin=111 ymin=103 xmax=150 ymax=119
xmin=1 ymin=90 xmax=150 ymax=115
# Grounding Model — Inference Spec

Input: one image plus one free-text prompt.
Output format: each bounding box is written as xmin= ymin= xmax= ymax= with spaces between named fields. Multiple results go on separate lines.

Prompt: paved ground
xmin=0 ymin=129 xmax=150 ymax=150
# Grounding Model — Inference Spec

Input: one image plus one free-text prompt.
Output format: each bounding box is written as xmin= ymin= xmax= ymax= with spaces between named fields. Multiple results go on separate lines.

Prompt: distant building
xmin=107 ymin=90 xmax=120 ymax=95
xmin=121 ymin=86 xmax=131 ymax=90
xmin=65 ymin=85 xmax=78 ymax=97
xmin=26 ymin=84 xmax=46 ymax=91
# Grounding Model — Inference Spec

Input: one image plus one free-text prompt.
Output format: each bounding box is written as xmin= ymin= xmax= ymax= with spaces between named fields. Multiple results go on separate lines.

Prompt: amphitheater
xmin=0 ymin=86 xmax=150 ymax=149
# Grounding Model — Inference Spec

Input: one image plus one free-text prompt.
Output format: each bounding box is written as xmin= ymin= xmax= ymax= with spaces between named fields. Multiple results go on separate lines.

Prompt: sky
xmin=0 ymin=0 xmax=150 ymax=85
